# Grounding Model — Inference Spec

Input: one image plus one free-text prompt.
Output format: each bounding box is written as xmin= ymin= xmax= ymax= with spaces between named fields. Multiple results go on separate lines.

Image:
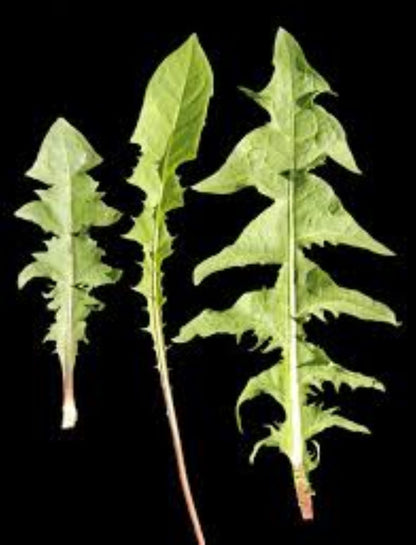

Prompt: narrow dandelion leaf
xmin=175 ymin=28 xmax=399 ymax=520
xmin=125 ymin=35 xmax=213 ymax=545
xmin=16 ymin=118 xmax=121 ymax=429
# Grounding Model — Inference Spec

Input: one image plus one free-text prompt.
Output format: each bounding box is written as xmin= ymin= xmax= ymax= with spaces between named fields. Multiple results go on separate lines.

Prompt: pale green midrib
xmin=285 ymin=44 xmax=303 ymax=470
xmin=61 ymin=137 xmax=76 ymax=377
xmin=149 ymin=207 xmax=166 ymax=369
xmin=147 ymin=184 xmax=179 ymax=369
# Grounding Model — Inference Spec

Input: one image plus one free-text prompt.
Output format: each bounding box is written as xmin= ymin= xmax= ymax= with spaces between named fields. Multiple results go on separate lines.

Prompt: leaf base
xmin=294 ymin=465 xmax=314 ymax=521
xmin=61 ymin=373 xmax=78 ymax=430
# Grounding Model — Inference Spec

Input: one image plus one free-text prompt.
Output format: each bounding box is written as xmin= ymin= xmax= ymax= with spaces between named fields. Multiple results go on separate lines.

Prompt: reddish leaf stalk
xmin=294 ymin=465 xmax=314 ymax=521
xmin=159 ymin=362 xmax=206 ymax=545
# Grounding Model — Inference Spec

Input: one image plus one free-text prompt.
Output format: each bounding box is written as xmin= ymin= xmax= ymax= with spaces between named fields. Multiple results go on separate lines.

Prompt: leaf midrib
xmin=60 ymin=134 xmax=76 ymax=381
xmin=285 ymin=40 xmax=303 ymax=470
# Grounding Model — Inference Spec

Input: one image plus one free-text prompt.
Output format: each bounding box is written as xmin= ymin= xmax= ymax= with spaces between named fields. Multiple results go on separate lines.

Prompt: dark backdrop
xmin=2 ymin=3 xmax=409 ymax=545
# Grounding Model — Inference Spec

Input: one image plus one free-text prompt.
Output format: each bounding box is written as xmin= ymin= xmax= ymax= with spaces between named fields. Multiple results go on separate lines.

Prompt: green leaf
xmin=176 ymin=28 xmax=398 ymax=519
xmin=16 ymin=118 xmax=121 ymax=429
xmin=125 ymin=35 xmax=212 ymax=542
xmin=127 ymin=34 xmax=213 ymax=308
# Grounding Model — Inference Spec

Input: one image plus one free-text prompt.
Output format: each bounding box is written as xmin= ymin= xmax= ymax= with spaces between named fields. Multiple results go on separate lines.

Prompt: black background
xmin=2 ymin=3 xmax=409 ymax=545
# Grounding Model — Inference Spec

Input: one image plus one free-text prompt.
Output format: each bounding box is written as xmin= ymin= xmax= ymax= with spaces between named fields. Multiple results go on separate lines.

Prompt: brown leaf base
xmin=294 ymin=465 xmax=314 ymax=521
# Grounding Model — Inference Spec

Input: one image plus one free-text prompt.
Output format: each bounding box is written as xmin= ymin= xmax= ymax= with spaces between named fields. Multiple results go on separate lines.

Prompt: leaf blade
xmin=177 ymin=27 xmax=398 ymax=520
xmin=16 ymin=118 xmax=120 ymax=428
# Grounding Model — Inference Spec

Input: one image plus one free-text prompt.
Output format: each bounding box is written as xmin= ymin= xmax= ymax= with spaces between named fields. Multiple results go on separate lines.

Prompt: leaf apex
xmin=276 ymin=26 xmax=293 ymax=41
xmin=238 ymin=85 xmax=258 ymax=101
xmin=235 ymin=406 xmax=244 ymax=434
xmin=191 ymin=181 xmax=205 ymax=193
xmin=382 ymin=246 xmax=397 ymax=258
xmin=193 ymin=268 xmax=203 ymax=286
xmin=376 ymin=381 xmax=387 ymax=393
xmin=187 ymin=32 xmax=200 ymax=44
xmin=17 ymin=275 xmax=27 ymax=290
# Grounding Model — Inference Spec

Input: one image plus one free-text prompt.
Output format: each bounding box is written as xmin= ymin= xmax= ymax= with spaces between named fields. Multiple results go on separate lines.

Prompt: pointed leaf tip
xmin=25 ymin=117 xmax=102 ymax=182
xmin=276 ymin=27 xmax=294 ymax=42
xmin=187 ymin=33 xmax=200 ymax=44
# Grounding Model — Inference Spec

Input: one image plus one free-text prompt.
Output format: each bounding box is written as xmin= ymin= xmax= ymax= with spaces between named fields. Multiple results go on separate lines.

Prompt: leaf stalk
xmin=62 ymin=369 xmax=77 ymax=429
xmin=294 ymin=466 xmax=314 ymax=520
xmin=150 ymin=220 xmax=205 ymax=545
